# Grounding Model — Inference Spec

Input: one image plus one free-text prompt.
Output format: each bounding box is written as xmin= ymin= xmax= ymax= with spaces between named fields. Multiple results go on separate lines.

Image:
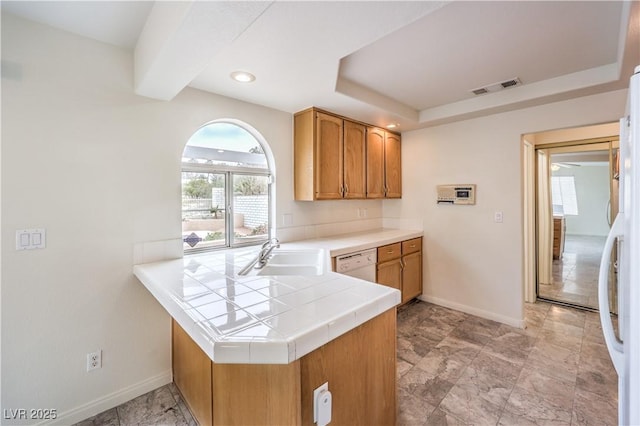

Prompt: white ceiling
xmin=3 ymin=1 xmax=639 ymax=131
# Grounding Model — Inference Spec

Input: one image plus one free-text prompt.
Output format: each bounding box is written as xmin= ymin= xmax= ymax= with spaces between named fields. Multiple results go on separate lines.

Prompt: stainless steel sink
xmin=248 ymin=249 xmax=325 ymax=276
xmin=266 ymin=250 xmax=324 ymax=266
xmin=257 ymin=264 xmax=323 ymax=276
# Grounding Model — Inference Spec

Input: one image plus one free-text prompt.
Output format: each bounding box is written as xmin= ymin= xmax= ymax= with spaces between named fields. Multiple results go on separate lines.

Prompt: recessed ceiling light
xmin=386 ymin=123 xmax=399 ymax=129
xmin=230 ymin=71 xmax=255 ymax=83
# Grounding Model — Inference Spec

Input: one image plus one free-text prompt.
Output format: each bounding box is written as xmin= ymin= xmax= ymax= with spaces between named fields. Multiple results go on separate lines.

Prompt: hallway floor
xmin=75 ymin=301 xmax=617 ymax=426
xmin=541 ymin=234 xmax=606 ymax=309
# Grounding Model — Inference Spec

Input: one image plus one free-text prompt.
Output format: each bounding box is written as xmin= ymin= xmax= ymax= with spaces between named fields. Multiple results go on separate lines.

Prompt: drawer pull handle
xmin=387 ymin=250 xmax=393 ymax=254
xmin=410 ymin=244 xmax=416 ymax=248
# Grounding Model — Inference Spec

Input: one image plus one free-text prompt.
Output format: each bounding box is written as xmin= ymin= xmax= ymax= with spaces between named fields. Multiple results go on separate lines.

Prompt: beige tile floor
xmin=76 ymin=300 xmax=617 ymax=426
xmin=397 ymin=300 xmax=617 ymax=425
xmin=540 ymin=235 xmax=606 ymax=310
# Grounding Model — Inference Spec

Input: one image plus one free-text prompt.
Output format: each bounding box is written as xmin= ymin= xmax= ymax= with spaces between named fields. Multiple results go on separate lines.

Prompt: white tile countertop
xmin=280 ymin=228 xmax=423 ymax=257
xmin=133 ymin=228 xmax=422 ymax=364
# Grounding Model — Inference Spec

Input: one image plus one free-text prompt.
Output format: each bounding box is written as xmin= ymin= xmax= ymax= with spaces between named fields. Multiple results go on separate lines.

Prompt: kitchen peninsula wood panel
xmin=172 ymin=308 xmax=397 ymax=425
xmin=213 ymin=362 xmax=302 ymax=425
xmin=172 ymin=320 xmax=213 ymax=426
xmin=300 ymin=308 xmax=396 ymax=425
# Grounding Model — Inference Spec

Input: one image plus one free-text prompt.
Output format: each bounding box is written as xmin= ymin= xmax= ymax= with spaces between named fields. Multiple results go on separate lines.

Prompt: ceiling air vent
xmin=501 ymin=79 xmax=519 ymax=88
xmin=470 ymin=77 xmax=522 ymax=96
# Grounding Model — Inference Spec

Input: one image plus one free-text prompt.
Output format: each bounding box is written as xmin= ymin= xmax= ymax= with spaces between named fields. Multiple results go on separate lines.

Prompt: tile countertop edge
xmin=132 ymin=227 xmax=419 ymax=365
xmin=279 ymin=228 xmax=424 ymax=257
xmin=133 ymin=264 xmax=217 ymax=360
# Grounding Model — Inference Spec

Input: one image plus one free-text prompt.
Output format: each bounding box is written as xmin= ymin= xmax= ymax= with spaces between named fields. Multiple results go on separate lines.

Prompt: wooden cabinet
xmin=376 ymin=237 xmax=422 ymax=304
xmin=384 ymin=132 xmax=402 ymax=198
xmin=172 ymin=308 xmax=397 ymax=425
xmin=366 ymin=127 xmax=401 ymax=199
xmin=343 ymin=120 xmax=367 ymax=199
xmin=294 ymin=108 xmax=366 ymax=200
xmin=314 ymin=112 xmax=343 ymax=199
xmin=553 ymin=216 xmax=565 ymax=259
xmin=400 ymin=238 xmax=422 ymax=303
xmin=294 ymin=107 xmax=399 ymax=200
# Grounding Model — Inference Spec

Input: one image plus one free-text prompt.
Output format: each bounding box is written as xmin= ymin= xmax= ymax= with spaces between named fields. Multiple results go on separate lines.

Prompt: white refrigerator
xmin=599 ymin=64 xmax=640 ymax=426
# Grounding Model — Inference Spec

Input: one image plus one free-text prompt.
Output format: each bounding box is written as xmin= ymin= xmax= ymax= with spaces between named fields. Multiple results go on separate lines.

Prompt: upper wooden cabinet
xmin=343 ymin=120 xmax=367 ymax=199
xmin=294 ymin=108 xmax=366 ymax=200
xmin=366 ymin=127 xmax=401 ymax=199
xmin=384 ymin=131 xmax=402 ymax=198
xmin=294 ymin=107 xmax=400 ymax=201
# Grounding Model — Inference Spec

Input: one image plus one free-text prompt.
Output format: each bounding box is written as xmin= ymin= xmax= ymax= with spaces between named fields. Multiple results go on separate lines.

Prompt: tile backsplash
xmin=135 ymin=217 xmax=423 ymax=265
xmin=134 ymin=238 xmax=183 ymax=264
xmin=275 ymin=218 xmax=383 ymax=242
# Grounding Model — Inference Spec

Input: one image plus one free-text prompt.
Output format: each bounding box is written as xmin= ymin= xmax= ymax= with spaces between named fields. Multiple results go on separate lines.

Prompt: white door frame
xmin=522 ymin=139 xmax=536 ymax=303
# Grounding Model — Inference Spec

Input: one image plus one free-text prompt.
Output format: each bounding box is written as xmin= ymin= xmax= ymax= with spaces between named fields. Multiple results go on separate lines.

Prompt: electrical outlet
xmin=87 ymin=350 xmax=102 ymax=372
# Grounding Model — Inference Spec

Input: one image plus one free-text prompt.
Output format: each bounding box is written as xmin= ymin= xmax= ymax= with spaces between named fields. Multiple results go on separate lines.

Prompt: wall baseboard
xmin=419 ymin=295 xmax=526 ymax=329
xmin=41 ymin=371 xmax=172 ymax=426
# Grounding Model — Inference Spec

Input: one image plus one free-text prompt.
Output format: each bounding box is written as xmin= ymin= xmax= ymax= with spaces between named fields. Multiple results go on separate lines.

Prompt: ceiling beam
xmin=134 ymin=1 xmax=272 ymax=101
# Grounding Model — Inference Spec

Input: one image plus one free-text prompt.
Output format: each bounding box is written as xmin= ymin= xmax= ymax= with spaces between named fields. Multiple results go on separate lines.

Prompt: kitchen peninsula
xmin=133 ymin=229 xmax=421 ymax=425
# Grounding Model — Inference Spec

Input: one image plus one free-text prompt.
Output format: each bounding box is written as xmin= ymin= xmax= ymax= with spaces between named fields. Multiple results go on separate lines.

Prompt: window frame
xmin=181 ymin=120 xmax=275 ymax=253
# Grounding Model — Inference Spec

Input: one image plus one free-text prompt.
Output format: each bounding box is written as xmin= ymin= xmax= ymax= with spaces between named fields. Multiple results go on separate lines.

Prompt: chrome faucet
xmin=256 ymin=238 xmax=280 ymax=268
xmin=237 ymin=238 xmax=280 ymax=275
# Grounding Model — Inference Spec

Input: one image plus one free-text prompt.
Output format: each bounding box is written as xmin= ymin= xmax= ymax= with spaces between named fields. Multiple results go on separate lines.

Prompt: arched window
xmin=181 ymin=120 xmax=273 ymax=252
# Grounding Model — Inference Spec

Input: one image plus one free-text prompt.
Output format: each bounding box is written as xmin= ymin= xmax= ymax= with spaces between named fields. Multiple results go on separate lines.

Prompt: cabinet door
xmin=366 ymin=127 xmax=385 ymax=199
xmin=402 ymin=251 xmax=422 ymax=304
xmin=384 ymin=132 xmax=402 ymax=198
xmin=343 ymin=120 xmax=366 ymax=199
xmin=377 ymin=259 xmax=402 ymax=291
xmin=315 ymin=112 xmax=343 ymax=199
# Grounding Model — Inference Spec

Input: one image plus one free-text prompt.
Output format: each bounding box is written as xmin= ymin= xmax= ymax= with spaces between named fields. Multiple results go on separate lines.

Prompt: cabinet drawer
xmin=377 ymin=243 xmax=401 ymax=262
xmin=402 ymin=237 xmax=422 ymax=255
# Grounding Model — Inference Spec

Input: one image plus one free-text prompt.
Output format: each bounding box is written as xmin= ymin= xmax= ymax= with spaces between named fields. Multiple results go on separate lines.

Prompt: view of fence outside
xmin=182 ymin=192 xmax=268 ymax=249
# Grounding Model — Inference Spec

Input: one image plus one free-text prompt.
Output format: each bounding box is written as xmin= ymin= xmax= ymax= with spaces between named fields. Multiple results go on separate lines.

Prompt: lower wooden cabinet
xmin=376 ymin=237 xmax=423 ymax=304
xmin=401 ymin=251 xmax=422 ymax=304
xmin=172 ymin=307 xmax=397 ymax=426
xmin=376 ymin=258 xmax=402 ymax=292
xmin=553 ymin=216 xmax=565 ymax=259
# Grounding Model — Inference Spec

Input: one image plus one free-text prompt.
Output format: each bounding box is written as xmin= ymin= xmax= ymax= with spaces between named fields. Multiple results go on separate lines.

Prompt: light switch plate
xmin=16 ymin=228 xmax=46 ymax=250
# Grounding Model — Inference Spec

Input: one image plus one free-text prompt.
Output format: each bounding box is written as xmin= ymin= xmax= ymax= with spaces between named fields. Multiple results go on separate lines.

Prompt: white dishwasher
xmin=334 ymin=248 xmax=377 ymax=282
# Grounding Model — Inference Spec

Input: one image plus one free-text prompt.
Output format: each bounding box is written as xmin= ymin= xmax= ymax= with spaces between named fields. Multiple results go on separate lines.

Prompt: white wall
xmin=384 ymin=89 xmax=627 ymax=326
xmin=553 ymin=165 xmax=611 ymax=236
xmin=1 ymin=14 xmax=382 ymax=424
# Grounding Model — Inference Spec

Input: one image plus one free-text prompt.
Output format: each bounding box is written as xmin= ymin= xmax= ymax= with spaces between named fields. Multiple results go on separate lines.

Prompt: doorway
xmin=522 ymin=122 xmax=620 ymax=312
xmin=538 ymin=144 xmax=617 ymax=310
